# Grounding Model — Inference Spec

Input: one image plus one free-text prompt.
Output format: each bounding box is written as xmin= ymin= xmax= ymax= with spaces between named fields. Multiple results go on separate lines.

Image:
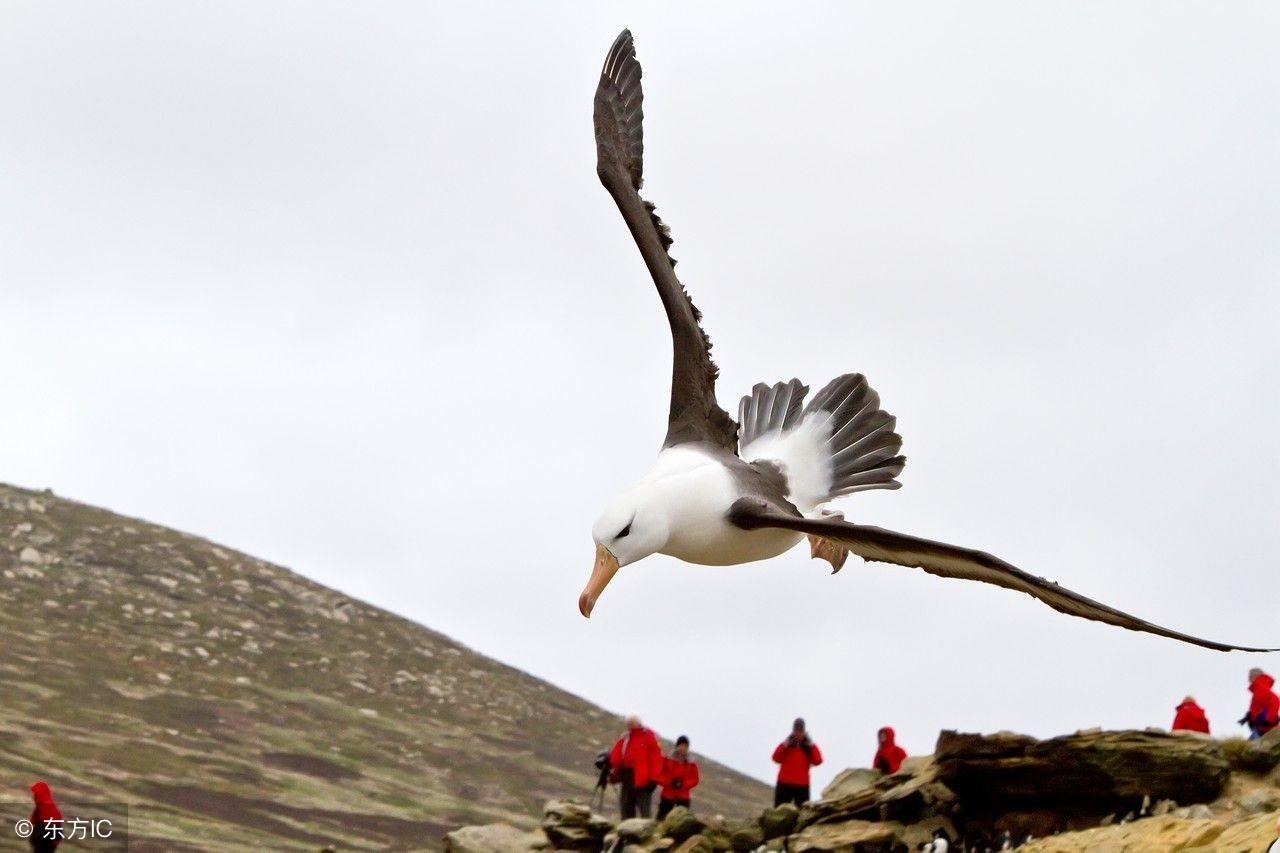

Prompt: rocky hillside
xmin=0 ymin=483 xmax=768 ymax=851
xmin=448 ymin=728 xmax=1280 ymax=852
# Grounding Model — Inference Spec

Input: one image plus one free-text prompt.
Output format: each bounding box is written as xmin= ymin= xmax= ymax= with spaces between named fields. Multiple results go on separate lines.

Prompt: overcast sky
xmin=3 ymin=2 xmax=1278 ymax=791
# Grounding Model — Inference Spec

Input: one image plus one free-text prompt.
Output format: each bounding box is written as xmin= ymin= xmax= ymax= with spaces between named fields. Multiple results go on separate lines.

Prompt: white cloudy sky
xmin=2 ymin=3 xmax=1278 ymax=791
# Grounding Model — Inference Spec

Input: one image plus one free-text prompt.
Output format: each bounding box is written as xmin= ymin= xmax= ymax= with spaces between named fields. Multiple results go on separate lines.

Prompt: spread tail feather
xmin=804 ymin=373 xmax=905 ymax=498
xmin=738 ymin=373 xmax=904 ymax=511
xmin=737 ymin=379 xmax=808 ymax=450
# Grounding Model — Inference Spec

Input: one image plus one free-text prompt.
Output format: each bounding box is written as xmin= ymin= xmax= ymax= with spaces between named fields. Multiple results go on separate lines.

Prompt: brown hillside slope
xmin=0 ymin=483 xmax=768 ymax=851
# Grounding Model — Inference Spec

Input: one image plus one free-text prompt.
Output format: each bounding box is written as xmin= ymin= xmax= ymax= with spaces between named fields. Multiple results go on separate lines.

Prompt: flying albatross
xmin=581 ymin=29 xmax=1271 ymax=653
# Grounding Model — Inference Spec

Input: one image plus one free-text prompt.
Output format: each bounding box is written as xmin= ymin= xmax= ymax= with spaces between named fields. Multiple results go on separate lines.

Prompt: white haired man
xmin=608 ymin=715 xmax=663 ymax=819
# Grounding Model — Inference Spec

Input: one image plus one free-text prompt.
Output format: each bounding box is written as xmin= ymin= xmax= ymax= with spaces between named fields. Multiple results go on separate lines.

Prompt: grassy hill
xmin=0 ymin=483 xmax=768 ymax=851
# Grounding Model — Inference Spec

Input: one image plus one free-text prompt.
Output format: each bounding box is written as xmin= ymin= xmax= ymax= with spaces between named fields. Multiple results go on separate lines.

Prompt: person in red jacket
xmin=872 ymin=727 xmax=907 ymax=775
xmin=29 ymin=781 xmax=63 ymax=853
xmin=772 ymin=718 xmax=823 ymax=806
xmin=609 ymin=715 xmax=664 ymax=819
xmin=1241 ymin=669 xmax=1280 ymax=740
xmin=1171 ymin=696 xmax=1210 ymax=734
xmin=656 ymin=735 xmax=700 ymax=818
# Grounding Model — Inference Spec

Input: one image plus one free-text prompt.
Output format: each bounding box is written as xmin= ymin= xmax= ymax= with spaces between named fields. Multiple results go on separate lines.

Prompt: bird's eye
xmin=616 ymin=522 xmax=632 ymax=539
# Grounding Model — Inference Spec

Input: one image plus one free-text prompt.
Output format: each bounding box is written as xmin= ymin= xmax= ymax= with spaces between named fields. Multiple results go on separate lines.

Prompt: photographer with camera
xmin=771 ymin=717 xmax=823 ymax=806
xmin=608 ymin=715 xmax=663 ymax=819
xmin=656 ymin=735 xmax=700 ymax=818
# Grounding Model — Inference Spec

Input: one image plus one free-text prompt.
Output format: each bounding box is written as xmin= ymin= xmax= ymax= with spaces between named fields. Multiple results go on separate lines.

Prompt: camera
xmin=593 ymin=750 xmax=611 ymax=789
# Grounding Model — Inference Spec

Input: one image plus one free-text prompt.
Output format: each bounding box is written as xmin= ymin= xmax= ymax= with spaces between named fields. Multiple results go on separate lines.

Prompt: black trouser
xmin=656 ymin=797 xmax=690 ymax=819
xmin=619 ymin=770 xmax=654 ymax=819
xmin=774 ymin=782 xmax=810 ymax=807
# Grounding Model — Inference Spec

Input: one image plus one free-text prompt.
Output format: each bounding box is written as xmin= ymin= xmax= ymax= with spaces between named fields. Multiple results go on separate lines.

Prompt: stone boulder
xmin=540 ymin=799 xmax=613 ymax=850
xmin=788 ymin=819 xmax=903 ymax=852
xmin=657 ymin=807 xmax=706 ymax=844
xmin=692 ymin=816 xmax=738 ymax=852
xmin=820 ymin=768 xmax=881 ymax=801
xmin=444 ymin=823 xmax=541 ymax=853
xmin=539 ymin=825 xmax=596 ymax=850
xmin=723 ymin=818 xmax=763 ymax=852
xmin=542 ymin=800 xmax=592 ymax=828
xmin=671 ymin=834 xmax=714 ymax=853
xmin=1234 ymin=729 xmax=1280 ymax=773
xmin=615 ymin=818 xmax=657 ymax=843
xmin=758 ymin=803 xmax=799 ymax=840
xmin=934 ymin=729 xmax=1229 ymax=816
xmin=799 ymin=756 xmax=956 ymax=829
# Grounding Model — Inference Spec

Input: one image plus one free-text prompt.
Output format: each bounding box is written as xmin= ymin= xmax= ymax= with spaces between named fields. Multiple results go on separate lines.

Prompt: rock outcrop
xmin=819 ymin=768 xmax=881 ymax=801
xmin=788 ymin=819 xmax=902 ymax=852
xmin=935 ymin=728 xmax=1230 ymax=829
xmin=1225 ymin=728 xmax=1280 ymax=775
xmin=799 ymin=755 xmax=957 ymax=829
xmin=1020 ymin=810 xmax=1280 ymax=852
xmin=451 ymin=727 xmax=1280 ymax=852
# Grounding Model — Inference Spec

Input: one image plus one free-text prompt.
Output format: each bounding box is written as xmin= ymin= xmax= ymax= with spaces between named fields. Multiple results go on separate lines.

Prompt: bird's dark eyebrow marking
xmin=616 ymin=518 xmax=634 ymax=539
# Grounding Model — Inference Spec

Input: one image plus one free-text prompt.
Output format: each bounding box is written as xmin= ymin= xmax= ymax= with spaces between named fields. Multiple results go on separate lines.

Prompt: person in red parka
xmin=772 ymin=718 xmax=823 ymax=806
xmin=656 ymin=735 xmax=700 ymax=819
xmin=872 ymin=727 xmax=907 ymax=775
xmin=1241 ymin=669 xmax=1280 ymax=740
xmin=609 ymin=715 xmax=664 ymax=819
xmin=1171 ymin=696 xmax=1210 ymax=734
xmin=29 ymin=781 xmax=63 ymax=853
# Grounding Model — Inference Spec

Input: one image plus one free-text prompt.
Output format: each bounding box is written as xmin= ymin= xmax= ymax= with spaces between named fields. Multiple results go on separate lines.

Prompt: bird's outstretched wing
xmin=594 ymin=30 xmax=737 ymax=452
xmin=728 ymin=499 xmax=1275 ymax=653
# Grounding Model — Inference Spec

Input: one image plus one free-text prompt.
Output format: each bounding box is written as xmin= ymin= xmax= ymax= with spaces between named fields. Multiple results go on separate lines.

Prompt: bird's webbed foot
xmin=807 ymin=509 xmax=852 ymax=573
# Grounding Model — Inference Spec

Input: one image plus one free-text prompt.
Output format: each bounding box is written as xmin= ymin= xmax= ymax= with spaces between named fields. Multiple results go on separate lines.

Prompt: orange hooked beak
xmin=579 ymin=543 xmax=620 ymax=618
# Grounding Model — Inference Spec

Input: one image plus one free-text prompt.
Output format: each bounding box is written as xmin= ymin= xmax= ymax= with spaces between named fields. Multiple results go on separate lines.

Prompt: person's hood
xmin=1252 ymin=673 xmax=1275 ymax=693
xmin=30 ymin=781 xmax=54 ymax=805
xmin=1176 ymin=700 xmax=1203 ymax=712
xmin=878 ymin=726 xmax=897 ymax=748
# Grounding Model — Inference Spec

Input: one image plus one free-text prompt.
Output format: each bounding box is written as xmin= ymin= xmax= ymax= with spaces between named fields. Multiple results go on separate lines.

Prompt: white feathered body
xmin=627 ymin=446 xmax=804 ymax=566
xmin=627 ymin=417 xmax=841 ymax=566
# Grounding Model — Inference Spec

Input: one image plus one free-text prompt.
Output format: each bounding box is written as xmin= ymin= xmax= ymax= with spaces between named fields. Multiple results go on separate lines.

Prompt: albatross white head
xmin=580 ymin=484 xmax=671 ymax=618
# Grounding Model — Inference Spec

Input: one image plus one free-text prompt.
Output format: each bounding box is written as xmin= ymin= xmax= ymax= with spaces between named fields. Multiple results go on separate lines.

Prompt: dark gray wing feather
xmin=594 ymin=30 xmax=737 ymax=452
xmin=728 ymin=500 xmax=1275 ymax=653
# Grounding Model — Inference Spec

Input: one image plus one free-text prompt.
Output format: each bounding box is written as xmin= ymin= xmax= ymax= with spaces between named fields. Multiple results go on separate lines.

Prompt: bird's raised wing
xmin=728 ymin=499 xmax=1275 ymax=653
xmin=594 ymin=30 xmax=737 ymax=452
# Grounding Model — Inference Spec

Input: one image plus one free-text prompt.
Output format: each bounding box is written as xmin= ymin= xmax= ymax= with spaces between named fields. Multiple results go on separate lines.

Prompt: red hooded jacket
xmin=30 ymin=781 xmax=62 ymax=848
xmin=1249 ymin=673 xmax=1280 ymax=734
xmin=873 ymin=727 xmax=907 ymax=775
xmin=609 ymin=727 xmax=663 ymax=788
xmin=1171 ymin=700 xmax=1210 ymax=734
xmin=658 ymin=757 xmax=700 ymax=803
xmin=772 ymin=737 xmax=823 ymax=786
